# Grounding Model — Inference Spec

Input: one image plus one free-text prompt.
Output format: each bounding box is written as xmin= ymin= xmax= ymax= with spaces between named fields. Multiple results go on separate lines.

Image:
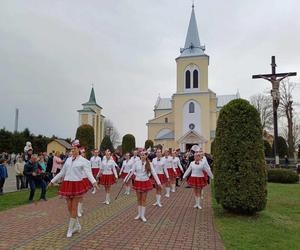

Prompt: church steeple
xmin=179 ymin=5 xmax=206 ymax=58
xmin=88 ymin=87 xmax=96 ymax=104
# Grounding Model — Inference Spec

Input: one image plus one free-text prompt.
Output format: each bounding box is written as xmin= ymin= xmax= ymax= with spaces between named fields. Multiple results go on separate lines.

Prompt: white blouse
xmin=100 ymin=157 xmax=118 ymax=178
xmin=125 ymin=161 xmax=161 ymax=185
xmin=90 ymin=156 xmax=101 ymax=169
xmin=172 ymin=157 xmax=184 ymax=172
xmin=119 ymin=160 xmax=132 ymax=174
xmin=183 ymin=159 xmax=213 ymax=179
xmin=152 ymin=157 xmax=169 ymax=178
xmin=51 ymin=156 xmax=96 ymax=184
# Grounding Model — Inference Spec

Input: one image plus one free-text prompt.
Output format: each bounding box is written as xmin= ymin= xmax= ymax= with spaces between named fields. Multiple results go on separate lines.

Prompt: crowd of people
xmin=1 ymin=140 xmax=213 ymax=238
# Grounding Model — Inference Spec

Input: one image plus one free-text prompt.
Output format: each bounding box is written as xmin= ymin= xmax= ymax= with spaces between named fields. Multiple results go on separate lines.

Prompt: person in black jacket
xmin=24 ymin=154 xmax=47 ymax=202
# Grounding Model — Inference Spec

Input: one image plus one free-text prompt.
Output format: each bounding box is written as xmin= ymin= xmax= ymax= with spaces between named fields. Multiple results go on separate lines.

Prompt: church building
xmin=147 ymin=6 xmax=239 ymax=153
xmin=77 ymin=87 xmax=105 ymax=149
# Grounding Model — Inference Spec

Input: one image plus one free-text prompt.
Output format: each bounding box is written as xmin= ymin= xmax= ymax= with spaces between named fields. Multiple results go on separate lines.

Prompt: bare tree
xmin=280 ymin=116 xmax=300 ymax=156
xmin=250 ymin=94 xmax=273 ymax=131
xmin=278 ymin=79 xmax=297 ymax=157
xmin=104 ymin=119 xmax=121 ymax=148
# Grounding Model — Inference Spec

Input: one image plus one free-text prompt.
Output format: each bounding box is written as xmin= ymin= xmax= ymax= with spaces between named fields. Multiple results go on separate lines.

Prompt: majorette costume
xmin=90 ymin=154 xmax=102 ymax=178
xmin=172 ymin=156 xmax=184 ymax=177
xmin=50 ymin=139 xmax=97 ymax=238
xmin=98 ymin=156 xmax=118 ymax=204
xmin=128 ymin=155 xmax=140 ymax=180
xmin=182 ymin=158 xmax=213 ymax=209
xmin=51 ymin=155 xmax=96 ymax=198
xmin=124 ymin=160 xmax=161 ymax=222
xmin=119 ymin=159 xmax=132 ymax=195
xmin=163 ymin=155 xmax=176 ymax=197
xmin=151 ymin=157 xmax=169 ymax=207
xmin=98 ymin=156 xmax=118 ymax=186
xmin=151 ymin=157 xmax=169 ymax=185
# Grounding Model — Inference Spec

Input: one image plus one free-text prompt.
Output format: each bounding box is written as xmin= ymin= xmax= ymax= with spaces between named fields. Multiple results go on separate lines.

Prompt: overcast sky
xmin=1 ymin=0 xmax=300 ymax=147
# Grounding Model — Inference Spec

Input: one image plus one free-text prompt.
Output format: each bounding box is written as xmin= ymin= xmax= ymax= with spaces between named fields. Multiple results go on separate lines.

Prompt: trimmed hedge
xmin=100 ymin=135 xmax=114 ymax=153
xmin=122 ymin=134 xmax=136 ymax=154
xmin=214 ymin=99 xmax=267 ymax=214
xmin=268 ymin=169 xmax=299 ymax=184
xmin=75 ymin=124 xmax=94 ymax=159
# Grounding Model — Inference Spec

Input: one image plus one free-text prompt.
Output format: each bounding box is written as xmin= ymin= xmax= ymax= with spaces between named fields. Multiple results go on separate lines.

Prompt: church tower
xmin=172 ymin=5 xmax=216 ymax=152
xmin=147 ymin=5 xmax=238 ymax=152
xmin=77 ymin=87 xmax=105 ymax=149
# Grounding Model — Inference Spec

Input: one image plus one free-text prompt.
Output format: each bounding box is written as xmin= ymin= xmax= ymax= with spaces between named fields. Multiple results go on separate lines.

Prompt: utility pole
xmin=252 ymin=56 xmax=297 ymax=166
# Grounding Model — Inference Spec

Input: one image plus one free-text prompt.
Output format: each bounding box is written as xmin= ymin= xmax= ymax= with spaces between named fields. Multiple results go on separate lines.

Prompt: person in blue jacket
xmin=0 ymin=158 xmax=8 ymax=195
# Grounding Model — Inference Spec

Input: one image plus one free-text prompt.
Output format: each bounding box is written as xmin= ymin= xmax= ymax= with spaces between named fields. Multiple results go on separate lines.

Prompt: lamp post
xmin=252 ymin=56 xmax=297 ymax=167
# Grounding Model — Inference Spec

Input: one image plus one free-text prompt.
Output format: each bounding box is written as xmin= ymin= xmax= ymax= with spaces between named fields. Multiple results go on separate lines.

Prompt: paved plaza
xmin=0 ymin=181 xmax=224 ymax=250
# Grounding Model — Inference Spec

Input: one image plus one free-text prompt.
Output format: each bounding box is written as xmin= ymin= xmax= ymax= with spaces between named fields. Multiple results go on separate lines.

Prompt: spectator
xmin=24 ymin=154 xmax=47 ymax=202
xmin=0 ymin=159 xmax=8 ymax=195
xmin=15 ymin=156 xmax=25 ymax=190
xmin=52 ymin=151 xmax=63 ymax=176
xmin=284 ymin=155 xmax=289 ymax=168
xmin=46 ymin=152 xmax=53 ymax=174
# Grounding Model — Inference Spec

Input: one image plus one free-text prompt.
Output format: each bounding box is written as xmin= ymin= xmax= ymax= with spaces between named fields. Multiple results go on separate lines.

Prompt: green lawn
xmin=0 ymin=186 xmax=58 ymax=212
xmin=213 ymin=183 xmax=300 ymax=250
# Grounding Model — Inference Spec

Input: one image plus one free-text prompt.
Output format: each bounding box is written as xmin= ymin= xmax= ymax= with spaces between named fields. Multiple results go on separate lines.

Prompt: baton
xmin=115 ymin=181 xmax=126 ymax=200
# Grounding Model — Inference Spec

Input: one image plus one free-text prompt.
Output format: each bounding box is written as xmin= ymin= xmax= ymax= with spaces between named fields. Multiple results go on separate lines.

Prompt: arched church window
xmin=189 ymin=102 xmax=195 ymax=113
xmin=185 ymin=70 xmax=191 ymax=89
xmin=193 ymin=70 xmax=198 ymax=88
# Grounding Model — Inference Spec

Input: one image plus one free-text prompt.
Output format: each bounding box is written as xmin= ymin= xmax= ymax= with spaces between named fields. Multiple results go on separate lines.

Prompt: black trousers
xmin=28 ymin=178 xmax=46 ymax=201
xmin=0 ymin=178 xmax=5 ymax=194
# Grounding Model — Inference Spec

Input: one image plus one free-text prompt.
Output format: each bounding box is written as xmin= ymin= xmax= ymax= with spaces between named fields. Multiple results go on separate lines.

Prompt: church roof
xmin=154 ymin=97 xmax=172 ymax=110
xmin=53 ymin=139 xmax=72 ymax=150
xmin=77 ymin=107 xmax=96 ymax=113
xmin=178 ymin=5 xmax=206 ymax=59
xmin=82 ymin=87 xmax=102 ymax=109
xmin=217 ymin=94 xmax=240 ymax=108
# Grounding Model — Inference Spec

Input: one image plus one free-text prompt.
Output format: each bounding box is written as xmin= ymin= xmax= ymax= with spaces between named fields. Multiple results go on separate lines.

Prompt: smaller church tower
xmin=77 ymin=87 xmax=105 ymax=149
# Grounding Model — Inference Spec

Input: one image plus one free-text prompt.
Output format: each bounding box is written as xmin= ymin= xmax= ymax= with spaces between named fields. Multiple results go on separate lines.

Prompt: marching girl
xmin=172 ymin=150 xmax=184 ymax=191
xmin=163 ymin=149 xmax=177 ymax=197
xmin=48 ymin=140 xmax=98 ymax=238
xmin=182 ymin=152 xmax=213 ymax=209
xmin=90 ymin=149 xmax=102 ymax=194
xmin=151 ymin=149 xmax=169 ymax=207
xmin=119 ymin=153 xmax=132 ymax=195
xmin=124 ymin=151 xmax=161 ymax=222
xmin=97 ymin=149 xmax=118 ymax=205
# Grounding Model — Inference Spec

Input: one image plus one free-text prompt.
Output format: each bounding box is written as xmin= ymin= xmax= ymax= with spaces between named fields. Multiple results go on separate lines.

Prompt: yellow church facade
xmin=147 ymin=6 xmax=239 ymax=153
xmin=77 ymin=87 xmax=105 ymax=149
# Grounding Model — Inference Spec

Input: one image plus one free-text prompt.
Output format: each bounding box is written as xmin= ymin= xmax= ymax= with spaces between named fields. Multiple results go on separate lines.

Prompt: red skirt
xmin=175 ymin=168 xmax=181 ymax=177
xmin=82 ymin=177 xmax=92 ymax=191
xmin=151 ymin=174 xmax=167 ymax=185
xmin=120 ymin=172 xmax=130 ymax=179
xmin=59 ymin=180 xmax=87 ymax=198
xmin=133 ymin=180 xmax=152 ymax=192
xmin=167 ymin=168 xmax=177 ymax=178
xmin=92 ymin=168 xmax=100 ymax=177
xmin=99 ymin=174 xmax=116 ymax=186
xmin=187 ymin=176 xmax=207 ymax=188
xmin=203 ymin=171 xmax=208 ymax=181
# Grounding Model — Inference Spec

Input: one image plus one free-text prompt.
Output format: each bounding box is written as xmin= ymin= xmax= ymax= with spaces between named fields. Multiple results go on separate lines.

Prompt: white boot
xmin=153 ymin=194 xmax=159 ymax=206
xmin=73 ymin=217 xmax=81 ymax=234
xmin=140 ymin=206 xmax=147 ymax=222
xmin=171 ymin=184 xmax=176 ymax=193
xmin=91 ymin=187 xmax=96 ymax=194
xmin=157 ymin=195 xmax=162 ymax=207
xmin=197 ymin=197 xmax=202 ymax=209
xmin=66 ymin=218 xmax=76 ymax=238
xmin=134 ymin=206 xmax=141 ymax=220
xmin=165 ymin=187 xmax=170 ymax=198
xmin=193 ymin=197 xmax=198 ymax=208
xmin=105 ymin=193 xmax=110 ymax=205
xmin=127 ymin=186 xmax=131 ymax=195
xmin=77 ymin=203 xmax=82 ymax=217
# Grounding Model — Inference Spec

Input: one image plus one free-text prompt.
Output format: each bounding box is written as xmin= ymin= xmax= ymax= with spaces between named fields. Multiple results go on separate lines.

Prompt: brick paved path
xmin=0 ymin=181 xmax=224 ymax=250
